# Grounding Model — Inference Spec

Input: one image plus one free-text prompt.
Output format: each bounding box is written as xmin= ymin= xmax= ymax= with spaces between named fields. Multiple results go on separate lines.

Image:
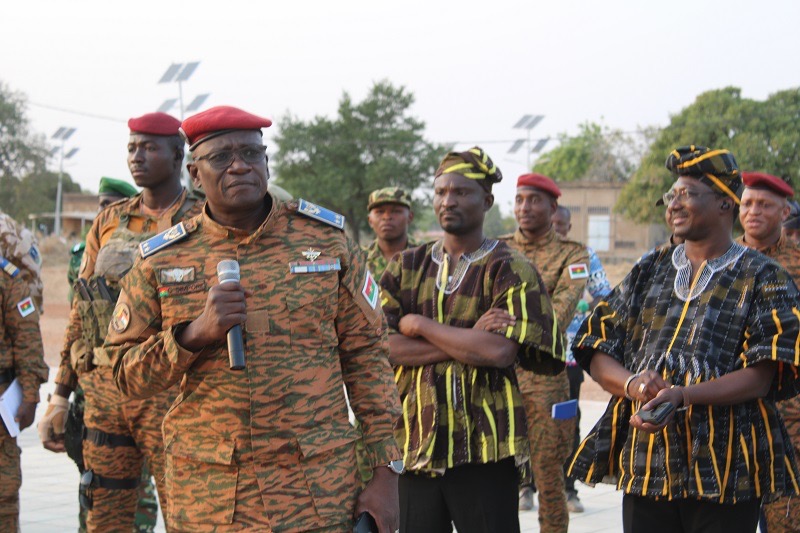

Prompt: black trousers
xmin=622 ymin=493 xmax=761 ymax=533
xmin=399 ymin=458 xmax=519 ymax=533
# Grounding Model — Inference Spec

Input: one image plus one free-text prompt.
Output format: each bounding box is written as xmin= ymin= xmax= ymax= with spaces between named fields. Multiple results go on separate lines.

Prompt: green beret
xmin=98 ymin=177 xmax=138 ymax=198
xmin=664 ymin=145 xmax=741 ymax=204
xmin=368 ymin=187 xmax=412 ymax=211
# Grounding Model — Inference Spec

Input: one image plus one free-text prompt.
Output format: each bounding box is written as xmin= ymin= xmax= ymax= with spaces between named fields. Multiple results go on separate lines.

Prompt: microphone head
xmin=217 ymin=260 xmax=240 ymax=283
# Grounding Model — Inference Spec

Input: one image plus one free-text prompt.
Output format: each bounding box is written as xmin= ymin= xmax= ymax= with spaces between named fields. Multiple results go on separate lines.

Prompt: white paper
xmin=0 ymin=378 xmax=22 ymax=437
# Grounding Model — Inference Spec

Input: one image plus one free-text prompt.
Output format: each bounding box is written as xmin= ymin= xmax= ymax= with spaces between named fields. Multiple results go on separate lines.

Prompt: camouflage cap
xmin=367 ymin=187 xmax=412 ymax=211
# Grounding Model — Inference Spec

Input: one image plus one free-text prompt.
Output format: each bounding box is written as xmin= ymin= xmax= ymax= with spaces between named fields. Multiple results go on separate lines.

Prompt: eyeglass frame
xmin=662 ymin=187 xmax=721 ymax=206
xmin=193 ymin=144 xmax=268 ymax=169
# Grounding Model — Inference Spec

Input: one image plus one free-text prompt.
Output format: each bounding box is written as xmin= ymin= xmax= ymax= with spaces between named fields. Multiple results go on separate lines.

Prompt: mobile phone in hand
xmin=354 ymin=511 xmax=378 ymax=533
xmin=636 ymin=402 xmax=675 ymax=425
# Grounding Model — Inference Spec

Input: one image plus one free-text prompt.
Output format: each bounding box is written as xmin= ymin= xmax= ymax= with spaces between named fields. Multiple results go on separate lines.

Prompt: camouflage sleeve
xmin=0 ymin=213 xmax=44 ymax=310
xmin=491 ymin=254 xmax=565 ymax=374
xmin=550 ymin=245 xmax=590 ymax=331
xmin=336 ymin=237 xmax=402 ymax=467
xmin=5 ymin=276 xmax=47 ymax=403
xmin=107 ymin=258 xmax=202 ymax=399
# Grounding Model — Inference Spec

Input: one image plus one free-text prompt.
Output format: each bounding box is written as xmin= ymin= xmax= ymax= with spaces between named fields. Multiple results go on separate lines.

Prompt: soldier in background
xmin=365 ymin=186 xmax=416 ymax=279
xmin=498 ymin=173 xmax=588 ymax=532
xmin=0 ymin=253 xmax=48 ymax=530
xmin=552 ymin=205 xmax=612 ymax=514
xmin=783 ymin=199 xmax=800 ymax=246
xmin=736 ymin=171 xmax=800 ymax=533
xmin=107 ymin=105 xmax=402 ymax=532
xmin=38 ymin=112 xmax=203 ymax=531
xmin=0 ymin=210 xmax=43 ymax=311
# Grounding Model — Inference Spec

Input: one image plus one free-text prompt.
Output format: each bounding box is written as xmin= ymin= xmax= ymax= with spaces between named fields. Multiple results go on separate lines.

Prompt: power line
xmin=28 ymin=101 xmax=126 ymax=123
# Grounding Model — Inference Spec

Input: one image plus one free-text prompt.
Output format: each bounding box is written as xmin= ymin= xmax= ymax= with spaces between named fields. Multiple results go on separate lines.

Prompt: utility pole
xmin=51 ymin=127 xmax=78 ymax=236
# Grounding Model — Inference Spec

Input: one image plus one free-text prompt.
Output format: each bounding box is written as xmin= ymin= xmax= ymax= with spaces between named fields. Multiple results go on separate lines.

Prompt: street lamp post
xmin=157 ymin=62 xmax=209 ymax=119
xmin=51 ymin=127 xmax=78 ymax=237
xmin=509 ymin=115 xmax=547 ymax=169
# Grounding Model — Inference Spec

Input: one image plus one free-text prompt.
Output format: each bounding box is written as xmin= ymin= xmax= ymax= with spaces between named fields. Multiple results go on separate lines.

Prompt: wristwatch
xmin=387 ymin=459 xmax=405 ymax=474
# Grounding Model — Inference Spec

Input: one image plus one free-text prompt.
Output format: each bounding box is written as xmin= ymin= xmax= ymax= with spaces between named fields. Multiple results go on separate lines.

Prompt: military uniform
xmin=106 ymin=196 xmax=401 ymax=532
xmin=55 ymin=189 xmax=203 ymax=531
xmin=0 ymin=261 xmax=48 ymax=531
xmin=364 ymin=238 xmax=417 ymax=280
xmin=500 ymin=227 xmax=589 ymax=533
xmin=0 ymin=212 xmax=43 ymax=310
xmin=737 ymin=233 xmax=800 ymax=532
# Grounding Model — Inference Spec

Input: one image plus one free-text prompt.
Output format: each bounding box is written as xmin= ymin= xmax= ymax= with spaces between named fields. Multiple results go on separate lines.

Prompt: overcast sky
xmin=3 ymin=0 xmax=799 ymax=213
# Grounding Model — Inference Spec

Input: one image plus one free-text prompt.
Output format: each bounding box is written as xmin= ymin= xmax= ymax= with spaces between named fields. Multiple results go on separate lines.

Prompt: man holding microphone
xmin=106 ymin=106 xmax=402 ymax=532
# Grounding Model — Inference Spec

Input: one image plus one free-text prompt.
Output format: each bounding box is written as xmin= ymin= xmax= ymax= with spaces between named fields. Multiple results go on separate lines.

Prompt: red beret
xmin=128 ymin=112 xmax=181 ymax=136
xmin=180 ymin=106 xmax=272 ymax=150
xmin=742 ymin=171 xmax=794 ymax=198
xmin=517 ymin=173 xmax=561 ymax=198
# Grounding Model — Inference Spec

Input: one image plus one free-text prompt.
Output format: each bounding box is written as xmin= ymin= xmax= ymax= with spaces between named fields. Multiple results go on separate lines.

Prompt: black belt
xmin=0 ymin=368 xmax=14 ymax=385
xmin=81 ymin=469 xmax=140 ymax=491
xmin=83 ymin=427 xmax=137 ymax=448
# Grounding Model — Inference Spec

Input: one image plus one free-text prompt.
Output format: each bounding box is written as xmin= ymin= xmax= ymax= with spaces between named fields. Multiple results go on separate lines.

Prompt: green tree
xmin=0 ymin=82 xmax=49 ymax=201
xmin=483 ymin=205 xmax=516 ymax=238
xmin=273 ymin=81 xmax=446 ymax=242
xmin=618 ymin=87 xmax=800 ymax=224
xmin=532 ymin=122 xmax=647 ymax=183
xmin=5 ymin=169 xmax=82 ymax=229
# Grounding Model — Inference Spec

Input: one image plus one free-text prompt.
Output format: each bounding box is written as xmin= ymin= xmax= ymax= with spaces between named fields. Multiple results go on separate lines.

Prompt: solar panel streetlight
xmin=51 ymin=127 xmax=79 ymax=236
xmin=158 ymin=62 xmax=204 ymax=119
xmin=509 ymin=114 xmax=545 ymax=168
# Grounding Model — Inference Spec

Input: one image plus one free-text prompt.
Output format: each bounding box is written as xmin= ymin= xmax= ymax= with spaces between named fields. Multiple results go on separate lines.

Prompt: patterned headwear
xmin=367 ymin=187 xmax=412 ymax=211
xmin=435 ymin=147 xmax=502 ymax=191
xmin=664 ymin=145 xmax=741 ymax=205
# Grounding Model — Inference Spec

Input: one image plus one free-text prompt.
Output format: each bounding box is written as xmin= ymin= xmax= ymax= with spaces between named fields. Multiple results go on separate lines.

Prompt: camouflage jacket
xmin=499 ymin=227 xmax=590 ymax=331
xmin=364 ymin=237 xmax=417 ymax=280
xmin=55 ymin=189 xmax=203 ymax=389
xmin=106 ymin=196 xmax=401 ymax=531
xmin=0 ymin=269 xmax=47 ymax=404
xmin=0 ymin=212 xmax=43 ymax=311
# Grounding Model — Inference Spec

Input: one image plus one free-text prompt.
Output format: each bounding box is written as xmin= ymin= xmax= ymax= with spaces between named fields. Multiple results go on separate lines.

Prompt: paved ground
xmin=16 ymin=370 xmax=628 ymax=532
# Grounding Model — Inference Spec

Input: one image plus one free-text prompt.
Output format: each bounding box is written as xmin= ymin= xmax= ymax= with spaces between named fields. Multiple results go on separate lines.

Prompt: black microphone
xmin=217 ymin=260 xmax=246 ymax=370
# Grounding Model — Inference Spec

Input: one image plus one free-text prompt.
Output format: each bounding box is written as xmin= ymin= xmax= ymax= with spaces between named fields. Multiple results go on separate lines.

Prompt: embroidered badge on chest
xmin=17 ymin=296 xmax=35 ymax=317
xmin=568 ymin=263 xmax=589 ymax=280
xmin=159 ymin=267 xmax=196 ymax=284
xmin=302 ymin=248 xmax=321 ymax=262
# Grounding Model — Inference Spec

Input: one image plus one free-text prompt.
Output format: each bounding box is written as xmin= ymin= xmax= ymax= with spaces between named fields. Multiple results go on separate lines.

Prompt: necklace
xmin=141 ymin=187 xmax=184 ymax=216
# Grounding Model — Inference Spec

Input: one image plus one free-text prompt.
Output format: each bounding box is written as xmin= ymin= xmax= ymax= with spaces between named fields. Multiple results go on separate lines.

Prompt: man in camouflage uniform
xmin=382 ymin=148 xmax=565 ymax=532
xmin=736 ymin=171 xmax=800 ymax=533
xmin=364 ymin=186 xmax=416 ymax=279
xmin=0 ymin=210 xmax=43 ymax=311
xmin=0 ymin=254 xmax=48 ymax=531
xmin=64 ymin=176 xmax=160 ymax=533
xmin=106 ymin=105 xmax=402 ymax=532
xmin=38 ymin=112 xmax=203 ymax=532
xmin=498 ymin=173 xmax=589 ymax=533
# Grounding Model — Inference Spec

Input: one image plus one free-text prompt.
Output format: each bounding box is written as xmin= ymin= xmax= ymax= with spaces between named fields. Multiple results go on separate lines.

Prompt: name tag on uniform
xmin=568 ymin=263 xmax=589 ymax=280
xmin=289 ymin=259 xmax=341 ymax=274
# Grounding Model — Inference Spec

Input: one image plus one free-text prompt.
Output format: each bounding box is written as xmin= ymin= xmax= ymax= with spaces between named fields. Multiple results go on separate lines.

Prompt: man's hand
xmin=38 ymin=394 xmax=69 ymax=452
xmin=16 ymin=401 xmax=36 ymax=431
xmin=176 ymin=281 xmax=248 ymax=351
xmin=630 ymin=386 xmax=681 ymax=433
xmin=398 ymin=314 xmax=430 ymax=338
xmin=355 ymin=466 xmax=399 ymax=533
xmin=473 ymin=308 xmax=516 ymax=332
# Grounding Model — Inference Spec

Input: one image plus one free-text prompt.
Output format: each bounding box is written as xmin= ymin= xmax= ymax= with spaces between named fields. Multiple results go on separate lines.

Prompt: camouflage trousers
xmin=0 ymin=432 xmax=21 ymax=532
xmin=764 ymin=494 xmax=800 ymax=532
xmin=68 ymin=386 xmax=159 ymax=533
xmin=80 ymin=366 xmax=174 ymax=532
xmin=518 ymin=370 xmax=575 ymax=533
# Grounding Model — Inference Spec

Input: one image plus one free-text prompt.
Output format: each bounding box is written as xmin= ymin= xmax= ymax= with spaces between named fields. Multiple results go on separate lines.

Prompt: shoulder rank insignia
xmin=0 ymin=256 xmax=20 ymax=278
xmin=139 ymin=222 xmax=189 ymax=258
xmin=297 ymin=199 xmax=345 ymax=230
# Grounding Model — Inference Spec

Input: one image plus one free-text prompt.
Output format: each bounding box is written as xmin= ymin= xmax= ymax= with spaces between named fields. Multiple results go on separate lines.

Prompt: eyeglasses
xmin=194 ymin=145 xmax=268 ymax=169
xmin=662 ymin=188 xmax=718 ymax=205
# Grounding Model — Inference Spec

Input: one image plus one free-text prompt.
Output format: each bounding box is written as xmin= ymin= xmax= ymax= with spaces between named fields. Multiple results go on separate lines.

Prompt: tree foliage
xmin=1 ymin=169 xmax=81 ymax=226
xmin=273 ymin=81 xmax=446 ymax=242
xmin=618 ymin=87 xmax=800 ymax=224
xmin=483 ymin=205 xmax=516 ymax=238
xmin=532 ymin=122 xmax=650 ymax=183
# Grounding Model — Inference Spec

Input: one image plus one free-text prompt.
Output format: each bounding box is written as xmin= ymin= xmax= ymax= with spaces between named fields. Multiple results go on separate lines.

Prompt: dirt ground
xmin=36 ymin=239 xmax=634 ymax=402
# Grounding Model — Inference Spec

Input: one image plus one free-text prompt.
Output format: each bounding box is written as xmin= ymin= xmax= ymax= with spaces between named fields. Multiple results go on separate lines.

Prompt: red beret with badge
xmin=517 ymin=173 xmax=561 ymax=198
xmin=180 ymin=106 xmax=272 ymax=151
xmin=128 ymin=112 xmax=182 ymax=136
xmin=742 ymin=171 xmax=794 ymax=198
